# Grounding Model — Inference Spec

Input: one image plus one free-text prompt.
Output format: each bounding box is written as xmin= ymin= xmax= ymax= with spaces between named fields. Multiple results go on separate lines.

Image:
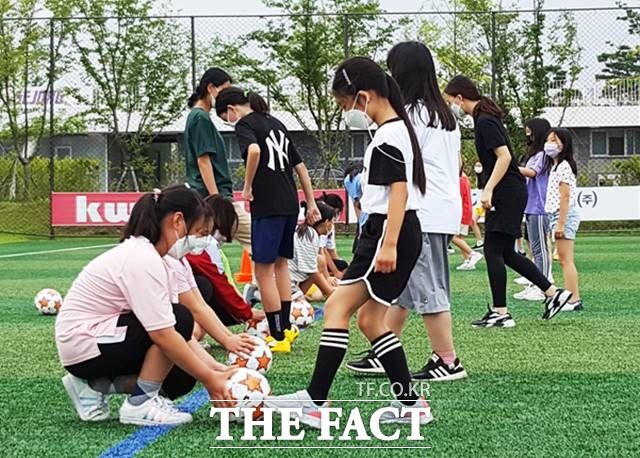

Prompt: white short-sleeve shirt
xmin=288 ymin=228 xmax=321 ymax=283
xmin=545 ymin=161 xmax=577 ymax=214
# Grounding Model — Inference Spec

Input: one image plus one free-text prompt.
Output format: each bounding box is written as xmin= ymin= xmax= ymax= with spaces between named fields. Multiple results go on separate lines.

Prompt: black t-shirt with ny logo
xmin=235 ymin=112 xmax=303 ymax=218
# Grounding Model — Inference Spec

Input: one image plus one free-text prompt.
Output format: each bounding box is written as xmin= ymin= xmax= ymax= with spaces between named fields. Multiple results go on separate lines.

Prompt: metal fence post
xmin=343 ymin=14 xmax=349 ymax=58
xmin=190 ymin=16 xmax=196 ymax=92
xmin=48 ymin=18 xmax=55 ymax=239
xmin=490 ymin=11 xmax=497 ymax=100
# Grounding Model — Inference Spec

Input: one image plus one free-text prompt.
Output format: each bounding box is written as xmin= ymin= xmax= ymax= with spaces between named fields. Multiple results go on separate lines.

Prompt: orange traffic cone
xmin=234 ymin=249 xmax=253 ymax=284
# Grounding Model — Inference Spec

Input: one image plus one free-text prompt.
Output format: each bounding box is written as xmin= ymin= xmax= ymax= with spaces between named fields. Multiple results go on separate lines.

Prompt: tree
xmin=0 ymin=0 xmax=75 ymax=200
xmin=201 ymin=0 xmax=399 ymax=184
xmin=67 ymin=0 xmax=189 ymax=191
xmin=596 ymin=5 xmax=640 ymax=103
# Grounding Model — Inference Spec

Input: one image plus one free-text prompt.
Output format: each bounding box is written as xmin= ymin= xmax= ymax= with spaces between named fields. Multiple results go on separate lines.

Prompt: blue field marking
xmin=98 ymin=305 xmax=324 ymax=458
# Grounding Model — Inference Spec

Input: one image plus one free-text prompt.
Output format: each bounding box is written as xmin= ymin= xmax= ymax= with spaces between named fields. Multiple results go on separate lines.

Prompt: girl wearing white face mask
xmin=266 ymin=57 xmax=431 ymax=427
xmin=186 ymin=195 xmax=266 ymax=328
xmin=215 ymin=87 xmax=320 ymax=354
xmin=543 ymin=128 xmax=582 ymax=312
xmin=55 ymin=185 xmax=236 ymax=427
xmin=444 ymin=76 xmax=573 ymax=326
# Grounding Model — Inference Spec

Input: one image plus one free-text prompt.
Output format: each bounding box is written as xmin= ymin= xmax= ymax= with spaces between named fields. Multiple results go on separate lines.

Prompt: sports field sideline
xmin=1 ymin=234 xmax=639 ymax=457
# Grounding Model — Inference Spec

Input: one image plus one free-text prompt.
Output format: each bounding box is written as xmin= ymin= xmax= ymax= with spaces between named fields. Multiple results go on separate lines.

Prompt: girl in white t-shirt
xmin=267 ymin=57 xmax=431 ymax=426
xmin=56 ymin=185 xmax=235 ymax=426
xmin=544 ymin=128 xmax=582 ymax=312
xmin=289 ymin=201 xmax=336 ymax=298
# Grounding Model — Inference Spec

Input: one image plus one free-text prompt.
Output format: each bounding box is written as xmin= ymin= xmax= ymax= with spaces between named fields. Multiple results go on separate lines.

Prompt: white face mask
xmin=222 ymin=107 xmax=239 ymax=128
xmin=474 ymin=166 xmax=483 ymax=174
xmin=343 ymin=93 xmax=374 ymax=130
xmin=189 ymin=235 xmax=213 ymax=255
xmin=451 ymin=102 xmax=466 ymax=121
xmin=167 ymin=222 xmax=193 ymax=260
xmin=213 ymin=229 xmax=228 ymax=245
xmin=544 ymin=142 xmax=561 ymax=158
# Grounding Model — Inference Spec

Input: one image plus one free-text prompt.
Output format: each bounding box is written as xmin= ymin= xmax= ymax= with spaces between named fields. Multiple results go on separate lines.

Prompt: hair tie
xmin=152 ymin=188 xmax=161 ymax=203
xmin=184 ymin=182 xmax=191 ymax=189
xmin=342 ymin=68 xmax=352 ymax=86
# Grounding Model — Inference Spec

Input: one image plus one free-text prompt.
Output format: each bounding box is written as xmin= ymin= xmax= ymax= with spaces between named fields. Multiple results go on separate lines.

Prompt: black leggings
xmin=484 ymin=231 xmax=552 ymax=307
xmin=194 ymin=275 xmax=239 ymax=327
xmin=65 ymin=304 xmax=197 ymax=400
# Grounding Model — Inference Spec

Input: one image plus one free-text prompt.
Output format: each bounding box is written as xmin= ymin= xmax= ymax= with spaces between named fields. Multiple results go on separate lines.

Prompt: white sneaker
xmin=62 ymin=374 xmax=109 ymax=421
xmin=265 ymin=389 xmax=328 ymax=429
xmin=513 ymin=285 xmax=530 ymax=300
xmin=456 ymin=259 xmax=474 ymax=271
xmin=119 ymin=395 xmax=192 ymax=426
xmin=379 ymin=397 xmax=433 ymax=425
xmin=521 ymin=286 xmax=545 ymax=301
xmin=514 ymin=276 xmax=531 ymax=286
xmin=548 ymin=272 xmax=555 ymax=284
xmin=466 ymin=252 xmax=484 ymax=269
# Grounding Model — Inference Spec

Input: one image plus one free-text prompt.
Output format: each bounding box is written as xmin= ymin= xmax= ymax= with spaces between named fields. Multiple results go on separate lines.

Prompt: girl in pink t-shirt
xmin=56 ymin=185 xmax=236 ymax=426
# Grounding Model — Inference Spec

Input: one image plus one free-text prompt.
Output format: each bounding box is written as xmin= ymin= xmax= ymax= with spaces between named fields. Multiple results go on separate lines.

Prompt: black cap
xmin=199 ymin=67 xmax=232 ymax=89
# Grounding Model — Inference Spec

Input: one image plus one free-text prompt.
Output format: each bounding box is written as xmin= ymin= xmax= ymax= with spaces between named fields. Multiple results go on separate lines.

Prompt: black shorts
xmin=485 ymin=186 xmax=527 ymax=238
xmin=64 ymin=304 xmax=197 ymax=400
xmin=341 ymin=211 xmax=421 ymax=306
xmin=333 ymin=259 xmax=349 ymax=272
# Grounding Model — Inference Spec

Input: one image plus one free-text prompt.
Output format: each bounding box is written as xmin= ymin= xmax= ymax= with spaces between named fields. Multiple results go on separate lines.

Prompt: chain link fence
xmin=0 ymin=6 xmax=638 ymax=236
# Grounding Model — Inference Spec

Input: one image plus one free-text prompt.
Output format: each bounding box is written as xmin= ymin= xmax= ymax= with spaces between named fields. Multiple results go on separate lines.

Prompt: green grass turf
xmin=1 ymin=234 xmax=640 ymax=457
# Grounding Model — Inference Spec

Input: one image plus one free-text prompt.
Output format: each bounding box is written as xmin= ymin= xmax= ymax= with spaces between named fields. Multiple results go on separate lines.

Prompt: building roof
xmin=542 ymin=106 xmax=640 ymax=129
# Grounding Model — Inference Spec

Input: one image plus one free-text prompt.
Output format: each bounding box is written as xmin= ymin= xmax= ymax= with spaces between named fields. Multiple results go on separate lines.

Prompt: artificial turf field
xmin=1 ymin=234 xmax=640 ymax=457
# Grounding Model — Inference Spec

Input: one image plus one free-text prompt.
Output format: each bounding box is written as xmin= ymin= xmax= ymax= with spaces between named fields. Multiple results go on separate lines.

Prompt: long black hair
xmin=319 ymin=192 xmax=344 ymax=215
xmin=188 ymin=67 xmax=232 ymax=108
xmin=296 ymin=200 xmax=336 ymax=242
xmin=444 ymin=75 xmax=503 ymax=120
xmin=525 ymin=117 xmax=552 ymax=173
xmin=547 ymin=128 xmax=578 ymax=176
xmin=204 ymin=195 xmax=238 ymax=243
xmin=332 ymin=56 xmax=426 ymax=194
xmin=215 ymin=87 xmax=269 ymax=117
xmin=122 ymin=184 xmax=206 ymax=244
xmin=387 ymin=41 xmax=457 ymax=132
xmin=344 ymin=162 xmax=363 ymax=180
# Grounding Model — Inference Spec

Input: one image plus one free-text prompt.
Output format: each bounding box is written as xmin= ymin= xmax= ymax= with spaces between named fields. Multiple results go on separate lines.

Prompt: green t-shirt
xmin=183 ymin=108 xmax=233 ymax=198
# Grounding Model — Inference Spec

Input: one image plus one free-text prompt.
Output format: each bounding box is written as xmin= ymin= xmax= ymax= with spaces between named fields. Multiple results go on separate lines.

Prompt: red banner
xmin=51 ymin=190 xmax=348 ymax=227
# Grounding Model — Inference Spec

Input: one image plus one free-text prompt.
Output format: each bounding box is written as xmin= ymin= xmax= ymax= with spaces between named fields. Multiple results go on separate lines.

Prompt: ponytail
xmin=474 ymin=96 xmax=503 ymax=120
xmin=121 ymin=184 xmax=205 ymax=245
xmin=188 ymin=67 xmax=232 ymax=108
xmin=296 ymin=200 xmax=335 ymax=242
xmin=215 ymin=87 xmax=270 ymax=118
xmin=187 ymin=91 xmax=201 ymax=108
xmin=385 ymin=73 xmax=426 ymax=195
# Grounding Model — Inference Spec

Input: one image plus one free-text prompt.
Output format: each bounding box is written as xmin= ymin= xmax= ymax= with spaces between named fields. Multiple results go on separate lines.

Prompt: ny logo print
xmin=265 ymin=129 xmax=290 ymax=171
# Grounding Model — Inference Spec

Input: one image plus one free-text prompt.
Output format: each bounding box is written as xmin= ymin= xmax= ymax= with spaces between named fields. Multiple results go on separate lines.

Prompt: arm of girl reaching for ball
xmin=556 ymin=182 xmax=570 ymax=240
xmin=242 ymin=144 xmax=260 ymax=201
xmin=295 ymin=162 xmax=321 ymax=224
xmin=481 ymin=146 xmax=511 ymax=209
xmin=147 ymin=327 xmax=235 ymax=407
xmin=374 ymin=181 xmax=408 ymax=274
xmin=178 ymin=288 xmax=255 ymax=357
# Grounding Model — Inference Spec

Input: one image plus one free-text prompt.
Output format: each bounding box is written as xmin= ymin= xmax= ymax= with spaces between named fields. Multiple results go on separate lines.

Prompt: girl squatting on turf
xmin=443 ymin=76 xmax=573 ymax=326
xmin=266 ymin=56 xmax=432 ymax=427
xmin=214 ymin=87 xmax=320 ymax=353
xmin=56 ymin=185 xmax=234 ymax=426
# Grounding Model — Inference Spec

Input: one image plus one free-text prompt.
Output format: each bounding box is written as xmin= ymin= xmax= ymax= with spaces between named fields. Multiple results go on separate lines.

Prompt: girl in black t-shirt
xmin=215 ymin=88 xmax=320 ymax=353
xmin=443 ymin=76 xmax=573 ymax=327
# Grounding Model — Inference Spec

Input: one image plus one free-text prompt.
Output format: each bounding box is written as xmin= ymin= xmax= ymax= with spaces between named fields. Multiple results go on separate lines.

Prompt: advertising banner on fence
xmin=51 ymin=189 xmax=350 ymax=226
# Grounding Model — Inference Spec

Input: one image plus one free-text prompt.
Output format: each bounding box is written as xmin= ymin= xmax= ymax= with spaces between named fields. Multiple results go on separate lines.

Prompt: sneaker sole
xmin=472 ymin=320 xmax=516 ymax=328
xmin=380 ymin=411 xmax=434 ymax=425
xmin=62 ymin=375 xmax=109 ymax=422
xmin=412 ymin=370 xmax=468 ymax=382
xmin=269 ymin=404 xmax=322 ymax=429
xmin=119 ymin=415 xmax=192 ymax=426
xmin=345 ymin=364 xmax=386 ymax=375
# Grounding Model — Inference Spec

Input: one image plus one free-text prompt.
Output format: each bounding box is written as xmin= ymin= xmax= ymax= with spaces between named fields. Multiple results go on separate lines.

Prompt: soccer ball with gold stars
xmin=225 ymin=368 xmax=271 ymax=421
xmin=290 ymin=298 xmax=315 ymax=328
xmin=34 ymin=289 xmax=63 ymax=315
xmin=227 ymin=335 xmax=273 ymax=374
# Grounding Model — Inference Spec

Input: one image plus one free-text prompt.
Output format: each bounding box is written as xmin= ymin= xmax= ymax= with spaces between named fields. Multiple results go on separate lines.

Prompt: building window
xmin=591 ymin=130 xmax=640 ymax=156
xmin=55 ymin=146 xmax=72 ymax=158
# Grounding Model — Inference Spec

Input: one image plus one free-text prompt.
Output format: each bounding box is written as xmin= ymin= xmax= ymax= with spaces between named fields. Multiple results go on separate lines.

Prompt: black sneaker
xmin=412 ymin=353 xmax=468 ymax=382
xmin=471 ymin=305 xmax=516 ymax=328
xmin=472 ymin=241 xmax=484 ymax=251
xmin=542 ymin=288 xmax=573 ymax=320
xmin=345 ymin=350 xmax=385 ymax=375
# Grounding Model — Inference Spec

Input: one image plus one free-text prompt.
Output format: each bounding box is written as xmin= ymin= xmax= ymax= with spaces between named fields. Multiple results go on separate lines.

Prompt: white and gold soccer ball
xmin=34 ymin=288 xmax=63 ymax=315
xmin=225 ymin=368 xmax=271 ymax=421
xmin=244 ymin=317 xmax=270 ymax=340
xmin=290 ymin=298 xmax=315 ymax=328
xmin=227 ymin=335 xmax=273 ymax=374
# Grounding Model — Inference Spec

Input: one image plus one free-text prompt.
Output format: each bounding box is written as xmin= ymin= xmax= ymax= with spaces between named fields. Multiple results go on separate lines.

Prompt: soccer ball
xmin=244 ymin=317 xmax=270 ymax=340
xmin=290 ymin=298 xmax=315 ymax=328
xmin=34 ymin=289 xmax=63 ymax=315
xmin=227 ymin=335 xmax=273 ymax=374
xmin=225 ymin=368 xmax=271 ymax=421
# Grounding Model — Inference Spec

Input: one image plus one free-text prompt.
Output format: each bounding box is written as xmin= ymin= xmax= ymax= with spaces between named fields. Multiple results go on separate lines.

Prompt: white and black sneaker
xmin=471 ymin=305 xmax=516 ymax=328
xmin=412 ymin=353 xmax=468 ymax=382
xmin=345 ymin=350 xmax=385 ymax=375
xmin=542 ymin=289 xmax=573 ymax=320
xmin=472 ymin=240 xmax=484 ymax=251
